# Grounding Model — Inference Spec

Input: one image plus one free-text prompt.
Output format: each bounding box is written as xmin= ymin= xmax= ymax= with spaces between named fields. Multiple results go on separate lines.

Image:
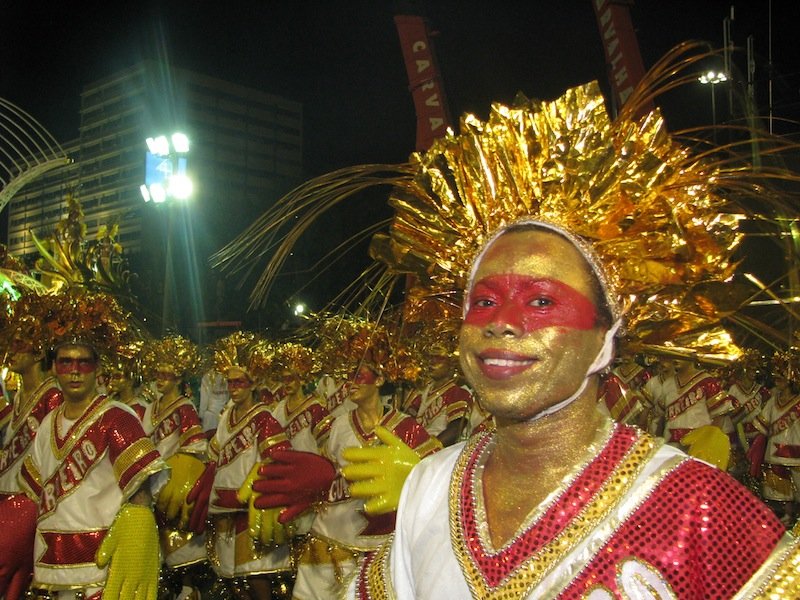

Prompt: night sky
xmin=2 ymin=1 xmax=799 ymax=323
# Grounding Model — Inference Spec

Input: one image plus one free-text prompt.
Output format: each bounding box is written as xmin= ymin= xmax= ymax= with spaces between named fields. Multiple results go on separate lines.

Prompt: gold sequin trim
xmin=733 ymin=533 xmax=800 ymax=599
xmin=450 ymin=430 xmax=657 ymax=599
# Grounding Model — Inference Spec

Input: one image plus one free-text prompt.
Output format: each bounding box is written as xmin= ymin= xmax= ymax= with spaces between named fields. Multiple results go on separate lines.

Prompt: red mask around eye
xmin=227 ymin=377 xmax=252 ymax=390
xmin=465 ymin=274 xmax=598 ymax=334
xmin=352 ymin=367 xmax=379 ymax=384
xmin=55 ymin=357 xmax=97 ymax=375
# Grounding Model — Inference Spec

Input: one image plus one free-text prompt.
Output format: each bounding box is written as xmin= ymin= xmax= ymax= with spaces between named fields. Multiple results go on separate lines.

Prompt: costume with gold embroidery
xmin=18 ymin=395 xmax=163 ymax=592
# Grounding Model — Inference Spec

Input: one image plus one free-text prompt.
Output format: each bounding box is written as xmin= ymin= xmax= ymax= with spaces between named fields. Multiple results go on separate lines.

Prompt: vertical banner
xmin=394 ymin=14 xmax=453 ymax=151
xmin=592 ymin=0 xmax=652 ymax=115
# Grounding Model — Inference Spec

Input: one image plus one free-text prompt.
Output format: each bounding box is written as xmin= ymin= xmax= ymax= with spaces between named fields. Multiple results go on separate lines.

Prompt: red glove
xmin=0 ymin=494 xmax=37 ymax=600
xmin=747 ymin=434 xmax=767 ymax=479
xmin=252 ymin=450 xmax=336 ymax=523
xmin=185 ymin=462 xmax=216 ymax=534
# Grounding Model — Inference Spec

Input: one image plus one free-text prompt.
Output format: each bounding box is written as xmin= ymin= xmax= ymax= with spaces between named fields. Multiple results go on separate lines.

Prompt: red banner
xmin=394 ymin=14 xmax=453 ymax=151
xmin=592 ymin=0 xmax=652 ymax=114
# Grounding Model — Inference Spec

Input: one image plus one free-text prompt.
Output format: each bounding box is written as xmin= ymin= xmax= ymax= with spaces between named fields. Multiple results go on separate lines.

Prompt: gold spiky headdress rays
xmin=213 ymin=44 xmax=800 ymax=365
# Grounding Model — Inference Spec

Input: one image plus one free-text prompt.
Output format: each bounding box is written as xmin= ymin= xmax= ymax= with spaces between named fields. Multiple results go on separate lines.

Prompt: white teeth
xmin=483 ymin=358 xmax=533 ymax=367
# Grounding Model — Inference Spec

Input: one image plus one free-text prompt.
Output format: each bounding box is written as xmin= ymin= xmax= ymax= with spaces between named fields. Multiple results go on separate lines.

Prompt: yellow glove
xmin=341 ymin=426 xmax=432 ymax=515
xmin=156 ymin=453 xmax=206 ymax=528
xmin=681 ymin=425 xmax=731 ymax=471
xmin=237 ymin=463 xmax=293 ymax=546
xmin=96 ymin=503 xmax=159 ymax=600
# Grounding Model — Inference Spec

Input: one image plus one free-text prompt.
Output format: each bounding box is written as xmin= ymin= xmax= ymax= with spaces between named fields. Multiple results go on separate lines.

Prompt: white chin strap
xmin=528 ymin=319 xmax=622 ymax=423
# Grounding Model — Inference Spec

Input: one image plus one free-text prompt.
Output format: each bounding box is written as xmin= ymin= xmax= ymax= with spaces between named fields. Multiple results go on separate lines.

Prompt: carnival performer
xmin=17 ymin=290 xmax=166 ymax=600
xmin=199 ymin=367 xmax=230 ymax=437
xmin=204 ymin=332 xmax=294 ymax=599
xmin=104 ymin=341 xmax=151 ymax=421
xmin=249 ymin=53 xmax=800 ymax=598
xmin=0 ymin=296 xmax=63 ymax=600
xmin=597 ymin=352 xmax=652 ymax=427
xmin=141 ymin=334 xmax=209 ymax=599
xmin=212 ymin=44 xmax=800 ymax=598
xmin=290 ymin=350 xmax=439 ymax=600
xmin=641 ymin=358 xmax=736 ymax=469
xmin=401 ymin=338 xmax=473 ymax=447
xmin=725 ymin=351 xmax=771 ymax=484
xmin=748 ymin=351 xmax=800 ymax=527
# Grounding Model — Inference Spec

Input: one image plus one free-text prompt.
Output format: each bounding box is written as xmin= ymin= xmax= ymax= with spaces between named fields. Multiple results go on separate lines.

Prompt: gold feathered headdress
xmin=212 ymin=331 xmax=274 ymax=381
xmin=144 ymin=334 xmax=202 ymax=379
xmin=213 ymin=44 xmax=799 ymax=366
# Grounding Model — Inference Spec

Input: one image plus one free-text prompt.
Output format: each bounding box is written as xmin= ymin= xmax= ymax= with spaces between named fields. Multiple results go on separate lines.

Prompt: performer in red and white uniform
xmin=597 ymin=355 xmax=651 ymax=426
xmin=207 ymin=365 xmax=292 ymax=588
xmin=294 ymin=364 xmax=439 ymax=600
xmin=403 ymin=375 xmax=472 ymax=447
xmin=142 ymin=359 xmax=208 ymax=572
xmin=751 ymin=368 xmax=800 ymax=509
xmin=19 ymin=341 xmax=166 ymax=598
xmin=642 ymin=360 xmax=735 ymax=446
xmin=316 ymin=374 xmax=354 ymax=417
xmin=0 ymin=335 xmax=62 ymax=496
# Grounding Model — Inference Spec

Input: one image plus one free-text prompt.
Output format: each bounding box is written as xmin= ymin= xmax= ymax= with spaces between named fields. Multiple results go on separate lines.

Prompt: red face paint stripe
xmin=465 ymin=274 xmax=598 ymax=333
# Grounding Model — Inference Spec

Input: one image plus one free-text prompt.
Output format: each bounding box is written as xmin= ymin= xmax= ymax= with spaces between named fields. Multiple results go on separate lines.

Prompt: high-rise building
xmin=6 ymin=60 xmax=303 ymax=335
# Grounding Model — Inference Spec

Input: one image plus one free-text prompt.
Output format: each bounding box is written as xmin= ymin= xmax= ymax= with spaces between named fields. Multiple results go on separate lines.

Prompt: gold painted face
xmin=459 ymin=229 xmax=607 ymax=424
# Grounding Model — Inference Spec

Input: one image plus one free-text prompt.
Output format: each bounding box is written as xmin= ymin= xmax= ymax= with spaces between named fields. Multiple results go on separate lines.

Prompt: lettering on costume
xmin=0 ymin=421 xmax=35 ymax=472
xmin=41 ymin=439 xmax=99 ymax=515
xmin=770 ymin=399 xmax=800 ymax=436
xmin=327 ymin=384 xmax=349 ymax=412
xmin=328 ymin=473 xmax=351 ymax=503
xmin=665 ymin=387 xmax=706 ymax=420
xmin=287 ymin=410 xmax=312 ymax=439
xmin=154 ymin=411 xmax=181 ymax=443
xmin=421 ymin=395 xmax=444 ymax=425
xmin=218 ymin=421 xmax=257 ymax=467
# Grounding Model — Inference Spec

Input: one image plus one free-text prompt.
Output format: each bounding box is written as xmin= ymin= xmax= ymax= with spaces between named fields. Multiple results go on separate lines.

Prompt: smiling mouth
xmin=477 ymin=352 xmax=537 ymax=379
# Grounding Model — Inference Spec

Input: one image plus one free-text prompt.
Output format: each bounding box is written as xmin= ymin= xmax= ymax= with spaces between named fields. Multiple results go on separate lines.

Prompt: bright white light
xmin=698 ymin=70 xmax=728 ymax=85
xmin=293 ymin=303 xmax=306 ymax=316
xmin=140 ymin=184 xmax=151 ymax=202
xmin=169 ymin=174 xmax=194 ymax=200
xmin=171 ymin=133 xmax=190 ymax=153
xmin=150 ymin=183 xmax=167 ymax=203
xmin=146 ymin=135 xmax=170 ymax=156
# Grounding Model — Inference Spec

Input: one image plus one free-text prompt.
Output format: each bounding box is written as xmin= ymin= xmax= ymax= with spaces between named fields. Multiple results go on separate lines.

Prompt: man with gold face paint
xmin=343 ymin=72 xmax=800 ymax=597
xmin=214 ymin=47 xmax=800 ymax=599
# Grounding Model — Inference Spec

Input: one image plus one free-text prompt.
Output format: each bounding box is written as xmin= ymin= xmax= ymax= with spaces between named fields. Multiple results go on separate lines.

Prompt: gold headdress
xmin=211 ymin=331 xmax=273 ymax=380
xmin=313 ymin=313 xmax=423 ymax=384
xmin=268 ymin=341 xmax=319 ymax=382
xmin=36 ymin=288 xmax=136 ymax=359
xmin=144 ymin=334 xmax=202 ymax=379
xmin=214 ymin=44 xmax=798 ymax=366
xmin=102 ymin=339 xmax=148 ymax=381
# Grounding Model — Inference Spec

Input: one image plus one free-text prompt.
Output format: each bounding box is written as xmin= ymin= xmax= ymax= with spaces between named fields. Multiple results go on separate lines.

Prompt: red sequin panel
xmin=562 ymin=460 xmax=784 ymax=599
xmin=459 ymin=426 xmax=637 ymax=587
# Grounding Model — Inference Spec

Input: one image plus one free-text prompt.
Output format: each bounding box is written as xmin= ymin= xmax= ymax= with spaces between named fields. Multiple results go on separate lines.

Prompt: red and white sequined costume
xmin=293 ymin=407 xmax=439 ymax=600
xmin=270 ymin=393 xmax=333 ymax=534
xmin=642 ymin=369 xmax=735 ymax=444
xmin=316 ymin=375 xmax=355 ymax=417
xmin=141 ymin=393 xmax=208 ymax=567
xmin=18 ymin=395 xmax=164 ymax=593
xmin=403 ymin=380 xmax=472 ymax=438
xmin=0 ymin=376 xmax=61 ymax=495
xmin=207 ymin=401 xmax=291 ymax=578
xmin=729 ymin=379 xmax=771 ymax=444
xmin=597 ymin=361 xmax=650 ymax=425
xmin=354 ymin=421 xmax=799 ymax=599
xmin=753 ymin=388 xmax=800 ymax=501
